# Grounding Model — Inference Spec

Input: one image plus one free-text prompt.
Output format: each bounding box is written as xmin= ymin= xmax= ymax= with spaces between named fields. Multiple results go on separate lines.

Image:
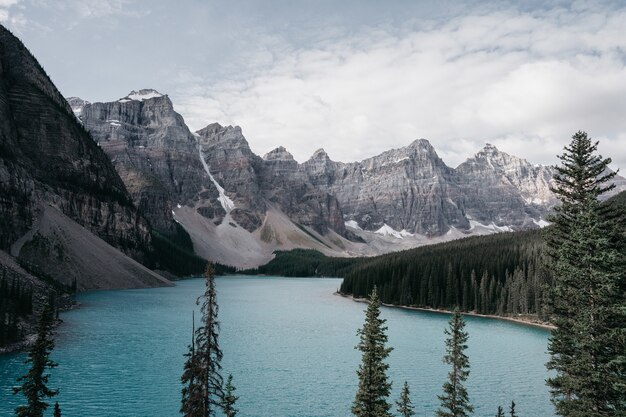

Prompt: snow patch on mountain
xmin=119 ymin=89 xmax=163 ymax=102
xmin=533 ymin=218 xmax=550 ymax=228
xmin=196 ymin=136 xmax=235 ymax=213
xmin=345 ymin=220 xmax=362 ymax=230
xmin=375 ymin=224 xmax=414 ymax=239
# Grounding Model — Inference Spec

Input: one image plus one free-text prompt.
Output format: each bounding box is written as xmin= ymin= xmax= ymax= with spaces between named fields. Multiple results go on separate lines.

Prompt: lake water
xmin=0 ymin=276 xmax=554 ymax=417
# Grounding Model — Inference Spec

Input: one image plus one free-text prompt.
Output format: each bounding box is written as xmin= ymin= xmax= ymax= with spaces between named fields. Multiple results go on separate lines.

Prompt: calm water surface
xmin=0 ymin=276 xmax=554 ymax=416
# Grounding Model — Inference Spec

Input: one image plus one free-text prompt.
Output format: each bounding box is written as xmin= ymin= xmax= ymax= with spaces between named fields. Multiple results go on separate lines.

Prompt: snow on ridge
xmin=196 ymin=140 xmax=235 ymax=213
xmin=533 ymin=218 xmax=550 ymax=228
xmin=119 ymin=89 xmax=164 ymax=102
xmin=374 ymin=224 xmax=414 ymax=239
xmin=468 ymin=220 xmax=513 ymax=233
xmin=345 ymin=220 xmax=362 ymax=231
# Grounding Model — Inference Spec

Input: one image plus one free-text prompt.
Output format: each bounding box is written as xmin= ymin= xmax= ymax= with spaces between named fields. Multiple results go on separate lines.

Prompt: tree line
xmin=0 ymin=272 xmax=34 ymax=347
xmin=10 ymin=131 xmax=624 ymax=416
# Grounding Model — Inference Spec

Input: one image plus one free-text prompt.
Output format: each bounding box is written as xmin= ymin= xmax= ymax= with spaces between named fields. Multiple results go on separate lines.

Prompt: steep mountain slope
xmin=78 ymin=89 xmax=218 ymax=235
xmin=70 ymin=85 xmax=626 ymax=268
xmin=302 ymin=139 xmax=468 ymax=235
xmin=0 ymin=25 xmax=168 ymax=290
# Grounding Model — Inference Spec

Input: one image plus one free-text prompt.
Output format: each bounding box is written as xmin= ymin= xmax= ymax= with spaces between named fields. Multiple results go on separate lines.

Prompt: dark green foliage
xmin=437 ymin=310 xmax=473 ymax=417
xmin=395 ymin=381 xmax=415 ymax=417
xmin=340 ymin=230 xmax=550 ymax=318
xmin=496 ymin=405 xmax=505 ymax=417
xmin=545 ymin=132 xmax=626 ymax=416
xmin=222 ymin=374 xmax=239 ymax=417
xmin=53 ymin=402 xmax=61 ymax=417
xmin=149 ymin=229 xmax=208 ymax=277
xmin=181 ymin=311 xmax=204 ymax=417
xmin=509 ymin=401 xmax=517 ymax=417
xmin=13 ymin=301 xmax=58 ymax=417
xmin=352 ymin=287 xmax=393 ymax=417
xmin=241 ymin=249 xmax=359 ymax=277
xmin=181 ymin=264 xmax=224 ymax=417
xmin=0 ymin=273 xmax=33 ymax=347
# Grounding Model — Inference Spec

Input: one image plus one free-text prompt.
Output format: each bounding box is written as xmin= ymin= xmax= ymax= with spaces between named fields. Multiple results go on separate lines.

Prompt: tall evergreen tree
xmin=509 ymin=400 xmax=517 ymax=417
xmin=181 ymin=264 xmax=224 ymax=417
xmin=222 ymin=374 xmax=239 ymax=417
xmin=352 ymin=286 xmax=393 ymax=417
xmin=53 ymin=402 xmax=61 ymax=417
xmin=546 ymin=131 xmax=626 ymax=416
xmin=395 ymin=381 xmax=415 ymax=417
xmin=13 ymin=300 xmax=58 ymax=417
xmin=495 ymin=405 xmax=505 ymax=417
xmin=181 ymin=311 xmax=204 ymax=417
xmin=436 ymin=309 xmax=473 ymax=417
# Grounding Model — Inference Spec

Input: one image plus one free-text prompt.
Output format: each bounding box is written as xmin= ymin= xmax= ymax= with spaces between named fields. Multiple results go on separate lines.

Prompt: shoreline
xmin=336 ymin=292 xmax=556 ymax=330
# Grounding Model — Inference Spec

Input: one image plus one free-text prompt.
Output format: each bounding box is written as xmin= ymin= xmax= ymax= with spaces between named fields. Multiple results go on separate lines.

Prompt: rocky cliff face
xmin=302 ymin=139 xmax=468 ymax=236
xmin=74 ymin=89 xmax=217 ymax=235
xmin=0 ymin=25 xmax=167 ymax=289
xmin=455 ymin=144 xmax=555 ymax=228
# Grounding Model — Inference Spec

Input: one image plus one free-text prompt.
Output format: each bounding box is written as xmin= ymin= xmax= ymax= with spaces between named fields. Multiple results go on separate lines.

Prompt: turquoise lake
xmin=0 ymin=276 xmax=554 ymax=416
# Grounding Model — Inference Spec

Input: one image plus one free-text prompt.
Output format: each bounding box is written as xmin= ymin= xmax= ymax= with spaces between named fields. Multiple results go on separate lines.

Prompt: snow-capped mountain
xmin=69 ymin=90 xmax=626 ymax=268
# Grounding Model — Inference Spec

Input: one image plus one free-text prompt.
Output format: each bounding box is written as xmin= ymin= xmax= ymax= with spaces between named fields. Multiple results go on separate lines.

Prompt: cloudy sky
xmin=2 ymin=0 xmax=625 ymax=170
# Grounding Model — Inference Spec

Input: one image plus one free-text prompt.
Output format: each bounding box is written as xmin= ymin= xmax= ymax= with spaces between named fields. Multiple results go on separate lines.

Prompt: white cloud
xmin=172 ymin=3 xmax=626 ymax=171
xmin=0 ymin=0 xmax=19 ymax=23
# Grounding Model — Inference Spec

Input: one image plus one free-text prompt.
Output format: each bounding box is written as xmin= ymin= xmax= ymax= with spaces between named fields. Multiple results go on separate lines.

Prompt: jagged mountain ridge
xmin=73 ymin=93 xmax=349 ymax=268
xmin=69 ymin=89 xmax=626 ymax=267
xmin=0 ymin=26 xmax=170 ymax=290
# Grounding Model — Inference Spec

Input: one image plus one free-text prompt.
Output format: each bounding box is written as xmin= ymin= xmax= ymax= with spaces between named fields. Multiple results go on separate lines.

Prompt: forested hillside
xmin=254 ymin=191 xmax=626 ymax=319
xmin=339 ymin=229 xmax=549 ymax=317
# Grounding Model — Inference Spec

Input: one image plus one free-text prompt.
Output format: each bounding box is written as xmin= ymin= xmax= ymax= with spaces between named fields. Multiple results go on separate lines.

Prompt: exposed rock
xmin=74 ymin=90 xmax=220 ymax=235
xmin=0 ymin=26 xmax=157 ymax=270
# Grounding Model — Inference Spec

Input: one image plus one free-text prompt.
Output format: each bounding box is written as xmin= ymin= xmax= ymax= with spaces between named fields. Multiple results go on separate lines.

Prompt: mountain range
xmin=68 ymin=89 xmax=625 ymax=268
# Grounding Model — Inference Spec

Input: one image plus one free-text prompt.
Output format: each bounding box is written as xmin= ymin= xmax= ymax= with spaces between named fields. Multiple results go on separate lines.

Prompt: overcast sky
xmin=2 ymin=0 xmax=625 ymax=170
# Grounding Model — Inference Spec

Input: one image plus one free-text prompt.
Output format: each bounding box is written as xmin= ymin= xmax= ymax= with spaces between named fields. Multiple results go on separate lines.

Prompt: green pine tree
xmin=53 ymin=402 xmax=61 ymax=417
xmin=352 ymin=286 xmax=393 ymax=417
xmin=495 ymin=405 xmax=505 ymax=417
xmin=436 ymin=309 xmax=473 ymax=417
xmin=395 ymin=381 xmax=415 ymax=417
xmin=509 ymin=400 xmax=517 ymax=417
xmin=13 ymin=300 xmax=58 ymax=417
xmin=222 ymin=374 xmax=239 ymax=417
xmin=181 ymin=264 xmax=224 ymax=417
xmin=181 ymin=311 xmax=204 ymax=417
xmin=545 ymin=131 xmax=626 ymax=417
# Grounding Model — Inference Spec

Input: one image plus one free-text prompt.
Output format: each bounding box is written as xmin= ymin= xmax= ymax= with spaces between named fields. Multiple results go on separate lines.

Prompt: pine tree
xmin=13 ymin=300 xmax=58 ymax=417
xmin=436 ymin=309 xmax=473 ymax=417
xmin=222 ymin=374 xmax=239 ymax=417
xmin=352 ymin=286 xmax=393 ymax=417
xmin=181 ymin=264 xmax=224 ymax=417
xmin=53 ymin=402 xmax=61 ymax=417
xmin=395 ymin=381 xmax=415 ymax=417
xmin=545 ymin=131 xmax=626 ymax=417
xmin=181 ymin=311 xmax=204 ymax=417
xmin=495 ymin=405 xmax=505 ymax=417
xmin=509 ymin=400 xmax=517 ymax=417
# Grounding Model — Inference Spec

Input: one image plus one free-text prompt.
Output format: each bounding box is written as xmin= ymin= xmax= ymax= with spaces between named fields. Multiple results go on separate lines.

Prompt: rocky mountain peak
xmin=196 ymin=123 xmax=249 ymax=150
xmin=263 ymin=146 xmax=295 ymax=161
xmin=66 ymin=96 xmax=90 ymax=118
xmin=310 ymin=148 xmax=330 ymax=160
xmin=119 ymin=89 xmax=164 ymax=102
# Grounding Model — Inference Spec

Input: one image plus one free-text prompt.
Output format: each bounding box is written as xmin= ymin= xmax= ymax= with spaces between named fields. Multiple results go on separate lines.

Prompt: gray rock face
xmin=0 ymin=26 xmax=152 ymax=262
xmin=456 ymin=144 xmax=555 ymax=228
xmin=74 ymin=90 xmax=219 ymax=234
xmin=302 ymin=140 xmax=468 ymax=235
xmin=196 ymin=123 xmax=345 ymax=235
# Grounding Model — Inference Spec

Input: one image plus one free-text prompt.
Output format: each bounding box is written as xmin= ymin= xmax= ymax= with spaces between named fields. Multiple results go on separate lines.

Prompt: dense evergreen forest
xmin=241 ymin=249 xmax=360 ymax=277
xmin=253 ymin=191 xmax=626 ymax=319
xmin=340 ymin=229 xmax=549 ymax=317
xmin=0 ymin=273 xmax=33 ymax=346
